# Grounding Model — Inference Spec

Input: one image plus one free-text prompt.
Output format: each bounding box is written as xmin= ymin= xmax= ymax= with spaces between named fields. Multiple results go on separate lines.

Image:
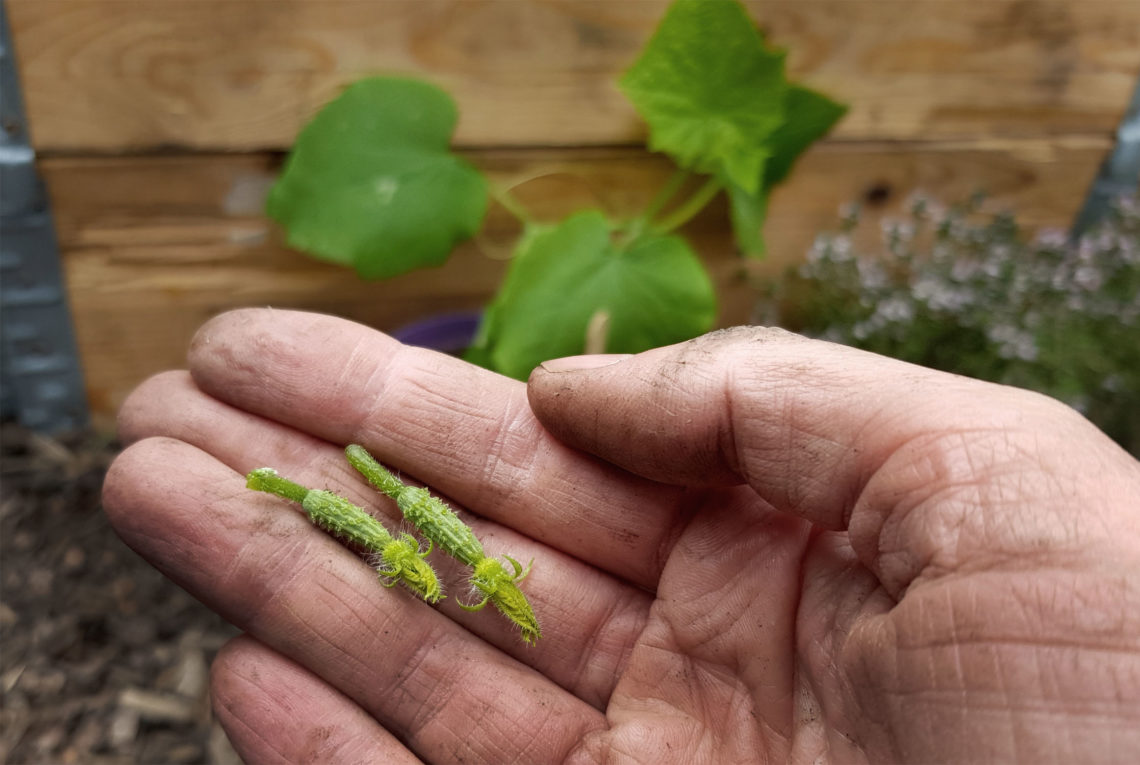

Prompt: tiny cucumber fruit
xmin=395 ymin=486 xmax=484 ymax=567
xmin=345 ymin=445 xmax=542 ymax=644
xmin=246 ymin=467 xmax=441 ymax=603
xmin=346 ymin=445 xmax=484 ymax=566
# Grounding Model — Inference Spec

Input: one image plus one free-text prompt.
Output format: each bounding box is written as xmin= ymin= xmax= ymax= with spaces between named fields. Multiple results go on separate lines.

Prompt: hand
xmin=103 ymin=310 xmax=1140 ymax=763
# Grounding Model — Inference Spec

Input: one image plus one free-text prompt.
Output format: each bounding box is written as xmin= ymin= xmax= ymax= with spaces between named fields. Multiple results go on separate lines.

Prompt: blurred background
xmin=1 ymin=0 xmax=1138 ymax=762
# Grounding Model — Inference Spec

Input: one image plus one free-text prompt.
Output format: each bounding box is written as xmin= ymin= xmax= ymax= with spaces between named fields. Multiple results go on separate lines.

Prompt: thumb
xmin=528 ymin=327 xmax=1140 ymax=591
xmin=528 ymin=326 xmax=969 ymax=524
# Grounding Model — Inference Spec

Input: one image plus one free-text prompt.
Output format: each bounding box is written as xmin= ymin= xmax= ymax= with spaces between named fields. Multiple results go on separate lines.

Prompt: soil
xmin=0 ymin=423 xmax=241 ymax=764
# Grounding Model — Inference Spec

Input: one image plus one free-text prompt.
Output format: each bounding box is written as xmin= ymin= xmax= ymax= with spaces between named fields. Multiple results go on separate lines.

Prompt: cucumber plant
xmin=267 ymin=0 xmax=845 ymax=378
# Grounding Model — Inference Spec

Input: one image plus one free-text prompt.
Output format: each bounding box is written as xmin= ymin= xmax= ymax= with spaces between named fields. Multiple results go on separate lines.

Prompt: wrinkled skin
xmin=103 ymin=310 xmax=1140 ymax=764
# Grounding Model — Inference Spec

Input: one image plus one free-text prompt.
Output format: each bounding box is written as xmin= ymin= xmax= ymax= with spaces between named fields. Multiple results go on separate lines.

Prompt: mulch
xmin=1 ymin=423 xmax=241 ymax=764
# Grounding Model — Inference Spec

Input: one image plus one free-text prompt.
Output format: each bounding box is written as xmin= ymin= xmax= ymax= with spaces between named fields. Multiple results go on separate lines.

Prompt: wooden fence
xmin=9 ymin=0 xmax=1139 ymax=422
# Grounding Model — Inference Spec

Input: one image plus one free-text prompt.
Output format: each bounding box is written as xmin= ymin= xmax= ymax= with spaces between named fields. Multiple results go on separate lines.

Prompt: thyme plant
xmin=762 ymin=193 xmax=1140 ymax=455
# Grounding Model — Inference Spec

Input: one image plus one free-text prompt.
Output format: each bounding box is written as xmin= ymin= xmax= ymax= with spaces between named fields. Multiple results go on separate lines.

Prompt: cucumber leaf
xmin=725 ymin=85 xmax=847 ymax=257
xmin=620 ymin=0 xmax=788 ymax=195
xmin=763 ymin=85 xmax=848 ymax=187
xmin=726 ymin=179 xmax=770 ymax=258
xmin=267 ymin=77 xmax=487 ymax=280
xmin=471 ymin=211 xmax=717 ymax=379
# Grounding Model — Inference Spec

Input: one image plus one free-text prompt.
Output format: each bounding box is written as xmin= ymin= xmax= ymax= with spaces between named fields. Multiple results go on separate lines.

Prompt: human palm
xmin=104 ymin=310 xmax=1140 ymax=763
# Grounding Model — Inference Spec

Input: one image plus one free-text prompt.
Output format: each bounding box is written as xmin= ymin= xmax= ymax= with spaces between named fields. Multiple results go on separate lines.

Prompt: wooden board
xmin=41 ymin=138 xmax=1109 ymax=420
xmin=10 ymin=0 xmax=1139 ymax=152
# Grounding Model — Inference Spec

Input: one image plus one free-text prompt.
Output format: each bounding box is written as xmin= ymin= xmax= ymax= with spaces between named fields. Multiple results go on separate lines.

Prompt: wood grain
xmin=10 ymin=0 xmax=1139 ymax=152
xmin=42 ymin=139 xmax=1109 ymax=419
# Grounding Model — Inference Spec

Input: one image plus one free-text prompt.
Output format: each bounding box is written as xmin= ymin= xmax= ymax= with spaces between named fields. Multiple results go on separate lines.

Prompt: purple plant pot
xmin=391 ymin=312 xmax=482 ymax=356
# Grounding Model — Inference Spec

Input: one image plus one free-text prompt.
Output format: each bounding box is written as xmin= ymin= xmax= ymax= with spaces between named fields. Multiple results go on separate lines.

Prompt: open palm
xmin=104 ymin=310 xmax=1140 ymax=763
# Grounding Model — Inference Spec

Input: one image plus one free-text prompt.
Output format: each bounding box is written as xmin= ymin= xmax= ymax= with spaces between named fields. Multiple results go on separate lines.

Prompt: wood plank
xmin=11 ymin=0 xmax=1139 ymax=152
xmin=41 ymin=139 xmax=1109 ymax=420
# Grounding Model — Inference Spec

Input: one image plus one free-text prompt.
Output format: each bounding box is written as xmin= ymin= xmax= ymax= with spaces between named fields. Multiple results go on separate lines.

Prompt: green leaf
xmin=725 ymin=86 xmax=846 ymax=257
xmin=763 ymin=85 xmax=847 ymax=187
xmin=471 ymin=211 xmax=717 ymax=379
xmin=726 ymin=179 xmax=770 ymax=257
xmin=267 ymin=77 xmax=487 ymax=280
xmin=620 ymin=0 xmax=788 ymax=195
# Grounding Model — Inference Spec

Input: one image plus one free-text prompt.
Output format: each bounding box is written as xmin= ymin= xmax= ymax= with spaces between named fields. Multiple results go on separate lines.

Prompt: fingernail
xmin=539 ymin=354 xmax=631 ymax=373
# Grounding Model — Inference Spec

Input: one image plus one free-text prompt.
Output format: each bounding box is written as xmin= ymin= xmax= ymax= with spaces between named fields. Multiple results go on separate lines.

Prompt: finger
xmin=528 ymin=327 xmax=1140 ymax=596
xmin=211 ymin=635 xmax=423 ymax=765
xmin=187 ymin=308 xmax=686 ymax=588
xmin=103 ymin=438 xmax=605 ymax=763
xmin=118 ymin=370 xmax=649 ymax=707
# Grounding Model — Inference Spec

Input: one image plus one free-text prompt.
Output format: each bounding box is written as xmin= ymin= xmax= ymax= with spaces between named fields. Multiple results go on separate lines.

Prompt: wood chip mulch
xmin=1 ymin=423 xmax=241 ymax=764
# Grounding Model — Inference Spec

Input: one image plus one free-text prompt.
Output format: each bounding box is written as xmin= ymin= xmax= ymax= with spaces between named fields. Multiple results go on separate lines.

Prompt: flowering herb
xmin=246 ymin=468 xmax=441 ymax=603
xmin=762 ymin=192 xmax=1140 ymax=455
xmin=345 ymin=445 xmax=541 ymax=645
